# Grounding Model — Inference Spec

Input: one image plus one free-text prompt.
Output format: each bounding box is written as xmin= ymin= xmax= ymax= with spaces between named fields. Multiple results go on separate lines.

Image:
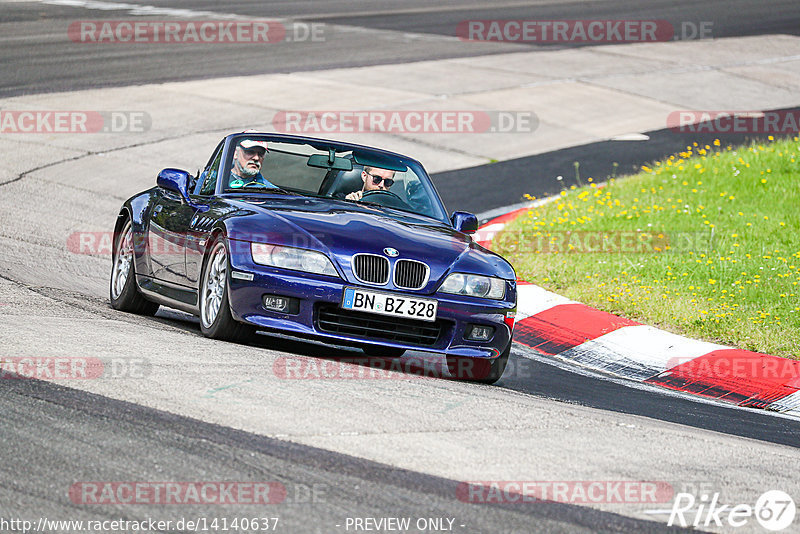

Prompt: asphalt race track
xmin=2 ymin=2 xmax=800 ymax=533
xmin=4 ymin=0 xmax=800 ymax=97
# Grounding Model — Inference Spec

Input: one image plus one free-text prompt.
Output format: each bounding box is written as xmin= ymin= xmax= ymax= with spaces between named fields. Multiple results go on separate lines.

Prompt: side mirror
xmin=157 ymin=168 xmax=210 ymax=212
xmin=157 ymin=168 xmax=191 ymax=201
xmin=451 ymin=211 xmax=478 ymax=234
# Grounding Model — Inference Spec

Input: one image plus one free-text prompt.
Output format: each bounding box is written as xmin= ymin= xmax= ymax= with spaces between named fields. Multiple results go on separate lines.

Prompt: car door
xmin=185 ymin=143 xmax=224 ymax=285
xmin=148 ymin=188 xmax=197 ymax=287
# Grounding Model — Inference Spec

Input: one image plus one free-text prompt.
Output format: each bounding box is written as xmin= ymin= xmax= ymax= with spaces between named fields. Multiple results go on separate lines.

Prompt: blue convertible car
xmin=110 ymin=132 xmax=517 ymax=382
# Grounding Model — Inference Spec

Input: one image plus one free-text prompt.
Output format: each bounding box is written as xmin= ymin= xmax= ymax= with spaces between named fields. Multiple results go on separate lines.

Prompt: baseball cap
xmin=238 ymin=129 xmax=269 ymax=151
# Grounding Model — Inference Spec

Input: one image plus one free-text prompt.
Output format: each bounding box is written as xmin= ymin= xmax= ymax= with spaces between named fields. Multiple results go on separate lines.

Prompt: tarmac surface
xmin=2 ymin=1 xmax=800 ymax=532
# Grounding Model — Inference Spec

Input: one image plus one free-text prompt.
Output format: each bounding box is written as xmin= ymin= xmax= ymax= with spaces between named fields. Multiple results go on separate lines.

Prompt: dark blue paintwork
xmin=115 ymin=133 xmax=517 ymax=360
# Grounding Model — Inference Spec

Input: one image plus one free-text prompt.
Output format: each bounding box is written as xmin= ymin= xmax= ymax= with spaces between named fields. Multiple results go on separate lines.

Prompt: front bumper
xmin=227 ymin=255 xmax=516 ymax=359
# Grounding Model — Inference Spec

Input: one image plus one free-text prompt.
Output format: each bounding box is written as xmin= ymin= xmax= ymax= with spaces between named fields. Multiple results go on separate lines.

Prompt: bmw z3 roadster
xmin=110 ymin=132 xmax=517 ymax=383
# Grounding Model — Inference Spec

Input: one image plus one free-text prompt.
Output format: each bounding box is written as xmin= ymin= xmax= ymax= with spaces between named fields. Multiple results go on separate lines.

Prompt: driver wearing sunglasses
xmin=345 ymin=166 xmax=396 ymax=201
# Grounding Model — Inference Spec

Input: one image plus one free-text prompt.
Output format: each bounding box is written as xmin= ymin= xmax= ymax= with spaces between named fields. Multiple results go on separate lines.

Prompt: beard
xmin=236 ymin=161 xmax=260 ymax=177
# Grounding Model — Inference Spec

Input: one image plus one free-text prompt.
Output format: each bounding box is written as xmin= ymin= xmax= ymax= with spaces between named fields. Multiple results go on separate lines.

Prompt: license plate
xmin=342 ymin=287 xmax=438 ymax=322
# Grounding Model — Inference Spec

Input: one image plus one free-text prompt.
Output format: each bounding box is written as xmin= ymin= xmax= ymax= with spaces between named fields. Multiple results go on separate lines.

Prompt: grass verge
xmin=494 ymin=136 xmax=800 ymax=359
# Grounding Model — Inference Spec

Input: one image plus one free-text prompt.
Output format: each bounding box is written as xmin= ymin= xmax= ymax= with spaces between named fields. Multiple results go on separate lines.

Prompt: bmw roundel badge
xmin=383 ymin=247 xmax=399 ymax=257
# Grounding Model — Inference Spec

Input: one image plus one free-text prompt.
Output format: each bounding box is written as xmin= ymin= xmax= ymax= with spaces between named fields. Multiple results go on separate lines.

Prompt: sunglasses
xmin=241 ymin=147 xmax=266 ymax=158
xmin=366 ymin=172 xmax=394 ymax=187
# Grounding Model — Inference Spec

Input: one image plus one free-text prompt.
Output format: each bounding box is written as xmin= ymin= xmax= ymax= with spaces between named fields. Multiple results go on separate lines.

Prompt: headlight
xmin=251 ymin=243 xmax=338 ymax=277
xmin=439 ymin=273 xmax=505 ymax=299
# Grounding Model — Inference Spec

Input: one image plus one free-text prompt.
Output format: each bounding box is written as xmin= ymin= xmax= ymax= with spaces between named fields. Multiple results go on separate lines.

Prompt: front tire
xmin=446 ymin=343 xmax=510 ymax=384
xmin=110 ymin=219 xmax=159 ymax=316
xmin=199 ymin=237 xmax=254 ymax=342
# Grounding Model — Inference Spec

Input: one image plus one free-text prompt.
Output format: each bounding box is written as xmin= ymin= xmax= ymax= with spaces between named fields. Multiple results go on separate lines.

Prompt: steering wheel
xmin=242 ymin=181 xmax=269 ymax=189
xmin=361 ymin=189 xmax=403 ymax=201
xmin=360 ymin=189 xmax=407 ymax=209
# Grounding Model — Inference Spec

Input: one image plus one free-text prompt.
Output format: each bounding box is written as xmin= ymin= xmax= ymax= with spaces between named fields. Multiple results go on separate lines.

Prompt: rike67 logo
xmin=668 ymin=490 xmax=796 ymax=531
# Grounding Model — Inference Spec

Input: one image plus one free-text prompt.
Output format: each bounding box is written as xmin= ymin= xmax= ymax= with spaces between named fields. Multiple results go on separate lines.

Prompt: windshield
xmin=221 ymin=136 xmax=448 ymax=222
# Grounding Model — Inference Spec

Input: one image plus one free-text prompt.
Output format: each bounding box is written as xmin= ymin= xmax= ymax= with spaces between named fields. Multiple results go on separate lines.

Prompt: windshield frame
xmin=216 ymin=133 xmax=450 ymax=224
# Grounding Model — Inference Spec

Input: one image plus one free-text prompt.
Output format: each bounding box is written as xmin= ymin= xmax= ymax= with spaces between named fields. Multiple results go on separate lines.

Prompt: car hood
xmin=223 ymin=196 xmax=515 ymax=289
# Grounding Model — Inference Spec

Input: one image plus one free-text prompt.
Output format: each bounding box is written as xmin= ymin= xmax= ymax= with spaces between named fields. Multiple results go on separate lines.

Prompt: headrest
xmin=327 ymin=165 xmax=364 ymax=198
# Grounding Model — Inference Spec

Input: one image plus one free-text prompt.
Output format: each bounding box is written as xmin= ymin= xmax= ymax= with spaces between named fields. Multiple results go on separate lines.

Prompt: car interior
xmin=320 ymin=164 xmax=366 ymax=198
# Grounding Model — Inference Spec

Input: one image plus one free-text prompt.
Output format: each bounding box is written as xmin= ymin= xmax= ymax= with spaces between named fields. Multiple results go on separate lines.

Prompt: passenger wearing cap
xmin=229 ymin=136 xmax=277 ymax=189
